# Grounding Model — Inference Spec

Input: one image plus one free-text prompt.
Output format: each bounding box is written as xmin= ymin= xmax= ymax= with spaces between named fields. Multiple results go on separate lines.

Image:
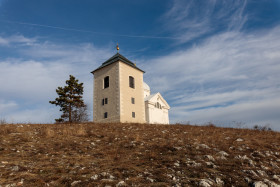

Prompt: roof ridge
xmin=102 ymin=53 xmax=119 ymax=65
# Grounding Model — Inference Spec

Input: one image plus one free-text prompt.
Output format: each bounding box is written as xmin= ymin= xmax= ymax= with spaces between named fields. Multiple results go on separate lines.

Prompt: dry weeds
xmin=0 ymin=123 xmax=279 ymax=186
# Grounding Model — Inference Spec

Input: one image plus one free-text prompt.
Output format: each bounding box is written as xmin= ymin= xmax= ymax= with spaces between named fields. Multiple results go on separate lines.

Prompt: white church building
xmin=91 ymin=47 xmax=170 ymax=124
xmin=143 ymin=83 xmax=170 ymax=124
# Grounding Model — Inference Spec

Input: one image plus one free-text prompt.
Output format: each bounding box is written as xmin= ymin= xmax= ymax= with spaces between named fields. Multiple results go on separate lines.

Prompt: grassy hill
xmin=0 ymin=123 xmax=280 ymax=186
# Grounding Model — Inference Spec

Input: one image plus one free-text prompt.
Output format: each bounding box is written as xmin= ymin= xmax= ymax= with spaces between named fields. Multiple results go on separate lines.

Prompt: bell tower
xmin=91 ymin=46 xmax=146 ymax=123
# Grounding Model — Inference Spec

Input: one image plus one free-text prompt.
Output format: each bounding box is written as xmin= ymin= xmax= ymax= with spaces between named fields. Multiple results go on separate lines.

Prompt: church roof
xmin=144 ymin=93 xmax=156 ymax=102
xmin=91 ymin=53 xmax=145 ymax=74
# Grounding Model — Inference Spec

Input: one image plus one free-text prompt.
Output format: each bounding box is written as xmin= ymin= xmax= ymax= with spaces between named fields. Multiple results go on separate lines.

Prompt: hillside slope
xmin=0 ymin=123 xmax=280 ymax=186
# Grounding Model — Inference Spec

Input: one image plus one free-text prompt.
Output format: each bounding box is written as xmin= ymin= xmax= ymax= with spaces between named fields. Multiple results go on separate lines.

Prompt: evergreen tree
xmin=49 ymin=75 xmax=87 ymax=123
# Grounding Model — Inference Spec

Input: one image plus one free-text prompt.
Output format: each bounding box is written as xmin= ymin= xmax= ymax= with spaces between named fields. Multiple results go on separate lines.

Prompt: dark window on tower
xmin=104 ymin=112 xmax=108 ymax=118
xmin=131 ymin=97 xmax=135 ymax=104
xmin=132 ymin=112 xmax=135 ymax=118
xmin=104 ymin=76 xmax=109 ymax=89
xmin=129 ymin=76 xmax=135 ymax=88
xmin=102 ymin=98 xmax=108 ymax=105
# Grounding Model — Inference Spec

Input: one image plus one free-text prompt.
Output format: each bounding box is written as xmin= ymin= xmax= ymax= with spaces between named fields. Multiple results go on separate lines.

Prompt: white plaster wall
xmin=144 ymin=89 xmax=150 ymax=98
xmin=119 ymin=62 xmax=146 ymax=123
xmin=145 ymin=95 xmax=169 ymax=124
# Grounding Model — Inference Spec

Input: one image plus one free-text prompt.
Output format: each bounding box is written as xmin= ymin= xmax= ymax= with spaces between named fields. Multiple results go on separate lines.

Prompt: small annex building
xmin=91 ymin=48 xmax=170 ymax=124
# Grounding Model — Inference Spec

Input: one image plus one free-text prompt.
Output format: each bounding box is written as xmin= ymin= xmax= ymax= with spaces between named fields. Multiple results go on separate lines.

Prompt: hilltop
xmin=0 ymin=123 xmax=280 ymax=186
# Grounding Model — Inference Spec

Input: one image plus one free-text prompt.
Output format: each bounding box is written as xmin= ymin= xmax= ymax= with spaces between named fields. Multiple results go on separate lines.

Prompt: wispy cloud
xmin=0 ymin=100 xmax=17 ymax=114
xmin=163 ymin=0 xmax=248 ymax=43
xmin=0 ymin=35 xmax=36 ymax=46
xmin=171 ymin=97 xmax=280 ymax=128
xmin=143 ymin=26 xmax=280 ymax=130
xmin=0 ymin=37 xmax=9 ymax=45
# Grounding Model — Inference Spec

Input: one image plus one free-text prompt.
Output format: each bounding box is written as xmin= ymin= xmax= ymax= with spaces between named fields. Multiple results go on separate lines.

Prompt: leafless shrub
xmin=253 ymin=124 xmax=272 ymax=131
xmin=205 ymin=122 xmax=216 ymax=127
xmin=232 ymin=121 xmax=246 ymax=128
xmin=0 ymin=117 xmax=7 ymax=125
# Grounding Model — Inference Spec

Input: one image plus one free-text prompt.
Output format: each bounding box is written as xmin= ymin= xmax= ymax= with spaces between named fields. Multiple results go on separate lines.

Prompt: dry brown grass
xmin=0 ymin=123 xmax=279 ymax=186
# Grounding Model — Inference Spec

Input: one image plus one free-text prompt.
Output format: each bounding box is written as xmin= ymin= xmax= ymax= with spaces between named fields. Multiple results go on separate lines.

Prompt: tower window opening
xmin=102 ymin=98 xmax=108 ymax=105
xmin=129 ymin=76 xmax=135 ymax=88
xmin=104 ymin=76 xmax=109 ymax=89
xmin=104 ymin=112 xmax=108 ymax=118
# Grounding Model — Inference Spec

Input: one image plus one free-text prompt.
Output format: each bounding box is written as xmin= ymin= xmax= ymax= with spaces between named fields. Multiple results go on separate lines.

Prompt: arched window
xmin=104 ymin=76 xmax=109 ymax=89
xmin=129 ymin=76 xmax=135 ymax=88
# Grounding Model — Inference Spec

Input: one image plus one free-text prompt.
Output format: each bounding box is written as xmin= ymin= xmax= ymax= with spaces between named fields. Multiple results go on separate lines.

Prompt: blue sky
xmin=0 ymin=0 xmax=280 ymax=130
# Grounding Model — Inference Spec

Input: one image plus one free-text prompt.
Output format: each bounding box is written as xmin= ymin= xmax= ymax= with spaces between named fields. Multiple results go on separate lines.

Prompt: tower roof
xmin=91 ymin=53 xmax=145 ymax=74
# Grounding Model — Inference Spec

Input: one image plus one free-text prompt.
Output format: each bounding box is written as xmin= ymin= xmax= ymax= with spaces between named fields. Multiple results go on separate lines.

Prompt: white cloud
xmin=6 ymin=107 xmax=58 ymax=124
xmin=0 ymin=39 xmax=112 ymax=123
xmin=162 ymin=0 xmax=248 ymax=43
xmin=142 ymin=26 xmax=280 ymax=131
xmin=0 ymin=35 xmax=36 ymax=46
xmin=0 ymin=60 xmax=68 ymax=102
xmin=171 ymin=97 xmax=280 ymax=130
xmin=0 ymin=100 xmax=17 ymax=114
xmin=145 ymin=27 xmax=280 ymax=91
xmin=172 ymin=89 xmax=279 ymax=110
xmin=9 ymin=35 xmax=36 ymax=44
xmin=0 ymin=36 xmax=9 ymax=45
xmin=20 ymin=42 xmax=109 ymax=62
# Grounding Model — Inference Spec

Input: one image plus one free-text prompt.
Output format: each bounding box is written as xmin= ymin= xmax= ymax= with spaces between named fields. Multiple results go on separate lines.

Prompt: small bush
xmin=205 ymin=122 xmax=216 ymax=127
xmin=253 ymin=124 xmax=272 ymax=131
